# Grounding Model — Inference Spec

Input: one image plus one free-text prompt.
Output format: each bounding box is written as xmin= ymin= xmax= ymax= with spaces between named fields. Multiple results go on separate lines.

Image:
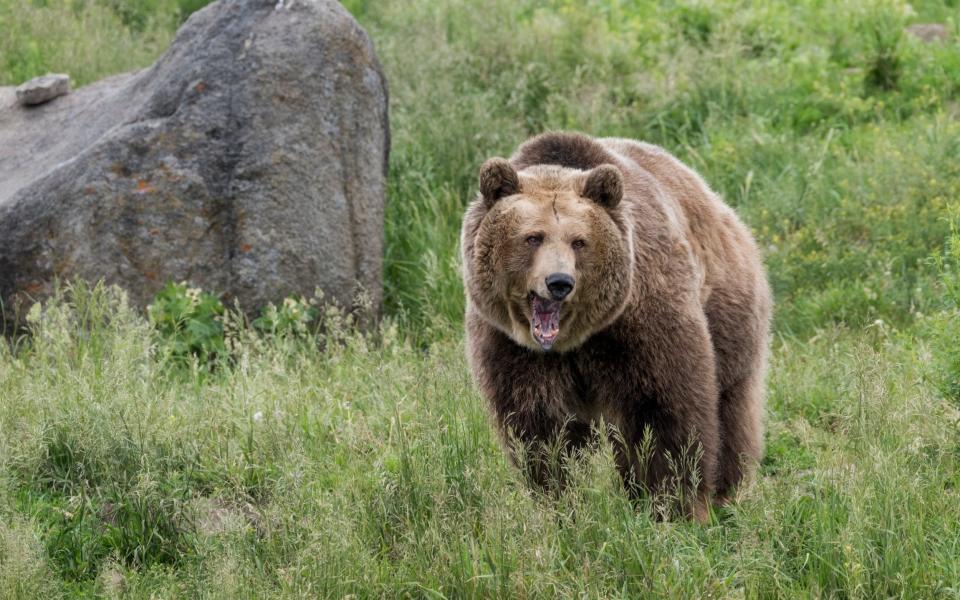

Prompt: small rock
xmin=15 ymin=74 xmax=70 ymax=106
xmin=905 ymin=23 xmax=949 ymax=43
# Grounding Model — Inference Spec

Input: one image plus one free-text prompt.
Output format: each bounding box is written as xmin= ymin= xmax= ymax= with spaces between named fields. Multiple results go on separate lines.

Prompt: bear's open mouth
xmin=530 ymin=293 xmax=561 ymax=350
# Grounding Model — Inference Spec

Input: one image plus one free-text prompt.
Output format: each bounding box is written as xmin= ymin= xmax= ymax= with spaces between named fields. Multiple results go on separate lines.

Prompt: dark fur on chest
xmin=480 ymin=323 xmax=661 ymax=429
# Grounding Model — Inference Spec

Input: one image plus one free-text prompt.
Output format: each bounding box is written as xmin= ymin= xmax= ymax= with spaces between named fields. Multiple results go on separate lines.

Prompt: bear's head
xmin=463 ymin=158 xmax=634 ymax=352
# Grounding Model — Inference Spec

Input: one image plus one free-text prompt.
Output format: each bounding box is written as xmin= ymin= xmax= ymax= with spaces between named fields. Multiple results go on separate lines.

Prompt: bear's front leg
xmin=467 ymin=314 xmax=589 ymax=493
xmin=594 ymin=303 xmax=721 ymax=522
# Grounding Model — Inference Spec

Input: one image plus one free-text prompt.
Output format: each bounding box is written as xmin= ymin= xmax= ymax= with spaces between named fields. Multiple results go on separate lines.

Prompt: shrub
xmin=147 ymin=282 xmax=226 ymax=369
xmin=252 ymin=296 xmax=318 ymax=338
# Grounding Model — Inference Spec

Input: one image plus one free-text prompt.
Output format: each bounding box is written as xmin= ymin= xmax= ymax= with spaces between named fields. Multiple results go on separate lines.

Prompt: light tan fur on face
xmin=464 ymin=164 xmax=634 ymax=353
xmin=512 ymin=188 xmax=588 ymax=299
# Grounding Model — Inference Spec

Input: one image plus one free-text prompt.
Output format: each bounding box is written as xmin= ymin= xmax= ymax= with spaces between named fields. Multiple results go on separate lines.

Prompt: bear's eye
xmin=526 ymin=234 xmax=543 ymax=247
xmin=572 ymin=239 xmax=586 ymax=249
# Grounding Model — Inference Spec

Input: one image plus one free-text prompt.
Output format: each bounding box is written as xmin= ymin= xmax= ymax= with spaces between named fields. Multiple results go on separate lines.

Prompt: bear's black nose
xmin=545 ymin=273 xmax=575 ymax=300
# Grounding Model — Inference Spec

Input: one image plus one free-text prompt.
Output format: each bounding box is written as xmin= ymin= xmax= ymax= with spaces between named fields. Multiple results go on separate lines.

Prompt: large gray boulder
xmin=0 ymin=0 xmax=389 ymax=321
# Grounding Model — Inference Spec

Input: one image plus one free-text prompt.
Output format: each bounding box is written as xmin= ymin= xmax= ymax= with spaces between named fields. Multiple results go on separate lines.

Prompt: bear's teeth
xmin=530 ymin=294 xmax=562 ymax=349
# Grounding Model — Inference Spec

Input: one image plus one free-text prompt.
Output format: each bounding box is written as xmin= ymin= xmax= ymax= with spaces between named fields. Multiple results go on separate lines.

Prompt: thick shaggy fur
xmin=461 ymin=132 xmax=771 ymax=519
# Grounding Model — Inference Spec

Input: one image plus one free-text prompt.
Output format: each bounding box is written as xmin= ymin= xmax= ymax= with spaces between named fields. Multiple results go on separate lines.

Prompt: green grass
xmin=0 ymin=1 xmax=180 ymax=88
xmin=2 ymin=0 xmax=960 ymax=597
xmin=1 ymin=284 xmax=959 ymax=597
xmin=359 ymin=0 xmax=960 ymax=338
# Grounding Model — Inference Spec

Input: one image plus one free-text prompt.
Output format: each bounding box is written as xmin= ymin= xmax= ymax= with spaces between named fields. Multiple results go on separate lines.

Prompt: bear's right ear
xmin=479 ymin=158 xmax=521 ymax=207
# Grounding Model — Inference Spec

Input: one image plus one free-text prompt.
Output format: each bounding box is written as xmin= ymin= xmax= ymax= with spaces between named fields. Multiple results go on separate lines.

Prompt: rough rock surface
xmin=0 ymin=0 xmax=389 ymax=321
xmin=15 ymin=74 xmax=71 ymax=106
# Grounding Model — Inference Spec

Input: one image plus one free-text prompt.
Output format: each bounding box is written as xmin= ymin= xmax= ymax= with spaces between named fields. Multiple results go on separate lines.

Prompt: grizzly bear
xmin=461 ymin=132 xmax=771 ymax=520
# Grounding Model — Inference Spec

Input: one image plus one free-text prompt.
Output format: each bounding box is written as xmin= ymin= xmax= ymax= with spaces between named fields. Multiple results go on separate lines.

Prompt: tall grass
xmin=0 ymin=1 xmax=183 ymax=87
xmin=1 ymin=285 xmax=958 ymax=597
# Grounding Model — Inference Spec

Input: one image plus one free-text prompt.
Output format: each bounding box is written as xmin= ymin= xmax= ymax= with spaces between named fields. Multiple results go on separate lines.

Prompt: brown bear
xmin=461 ymin=132 xmax=771 ymax=520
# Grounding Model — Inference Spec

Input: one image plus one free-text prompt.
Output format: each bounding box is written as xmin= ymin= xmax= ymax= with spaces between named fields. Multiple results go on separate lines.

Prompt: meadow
xmin=1 ymin=0 xmax=960 ymax=597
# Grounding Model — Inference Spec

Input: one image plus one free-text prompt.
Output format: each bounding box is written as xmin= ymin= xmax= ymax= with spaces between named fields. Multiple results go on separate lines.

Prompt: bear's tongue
xmin=531 ymin=295 xmax=561 ymax=350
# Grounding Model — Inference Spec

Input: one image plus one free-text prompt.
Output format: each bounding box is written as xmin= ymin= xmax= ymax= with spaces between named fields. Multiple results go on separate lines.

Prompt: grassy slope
xmin=1 ymin=0 xmax=960 ymax=597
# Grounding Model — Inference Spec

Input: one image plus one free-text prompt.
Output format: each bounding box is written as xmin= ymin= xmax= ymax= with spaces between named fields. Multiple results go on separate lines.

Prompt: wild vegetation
xmin=1 ymin=0 xmax=959 ymax=597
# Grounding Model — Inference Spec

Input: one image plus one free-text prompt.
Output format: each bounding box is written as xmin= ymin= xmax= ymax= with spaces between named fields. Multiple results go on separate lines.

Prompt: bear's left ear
xmin=582 ymin=164 xmax=623 ymax=209
xmin=479 ymin=158 xmax=521 ymax=207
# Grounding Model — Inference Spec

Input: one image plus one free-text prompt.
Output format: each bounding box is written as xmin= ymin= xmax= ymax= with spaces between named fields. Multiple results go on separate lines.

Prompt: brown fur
xmin=461 ymin=132 xmax=771 ymax=519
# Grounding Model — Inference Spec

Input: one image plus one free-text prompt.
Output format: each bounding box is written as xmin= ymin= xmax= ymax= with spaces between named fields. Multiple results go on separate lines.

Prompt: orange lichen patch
xmin=241 ymin=244 xmax=253 ymax=253
xmin=136 ymin=180 xmax=156 ymax=194
xmin=144 ymin=270 xmax=158 ymax=281
xmin=84 ymin=187 xmax=97 ymax=196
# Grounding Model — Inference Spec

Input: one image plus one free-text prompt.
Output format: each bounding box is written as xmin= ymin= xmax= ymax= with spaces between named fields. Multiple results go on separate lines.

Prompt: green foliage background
xmin=1 ymin=0 xmax=960 ymax=597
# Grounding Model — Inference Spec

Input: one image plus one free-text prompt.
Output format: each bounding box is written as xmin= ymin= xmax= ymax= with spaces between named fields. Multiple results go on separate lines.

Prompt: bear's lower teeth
xmin=530 ymin=294 xmax=561 ymax=349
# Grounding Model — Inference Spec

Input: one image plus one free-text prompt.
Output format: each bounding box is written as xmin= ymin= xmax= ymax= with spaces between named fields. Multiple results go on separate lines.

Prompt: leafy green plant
xmin=147 ymin=282 xmax=226 ymax=368
xmin=252 ymin=296 xmax=318 ymax=338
